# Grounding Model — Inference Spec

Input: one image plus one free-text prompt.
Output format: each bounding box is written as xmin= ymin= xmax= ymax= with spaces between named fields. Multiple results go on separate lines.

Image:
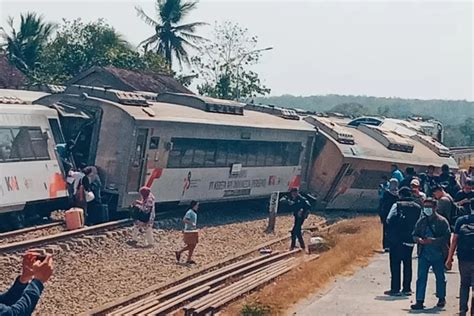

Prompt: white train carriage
xmin=37 ymin=86 xmax=316 ymax=212
xmin=303 ymin=115 xmax=457 ymax=211
xmin=0 ymin=90 xmax=68 ymax=217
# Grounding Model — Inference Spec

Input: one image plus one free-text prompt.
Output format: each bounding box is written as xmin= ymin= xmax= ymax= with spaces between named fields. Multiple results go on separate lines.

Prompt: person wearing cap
xmin=411 ymin=198 xmax=450 ymax=310
xmin=385 ymin=187 xmax=422 ymax=296
xmin=411 ymin=179 xmax=426 ymax=207
xmin=286 ymin=188 xmax=311 ymax=251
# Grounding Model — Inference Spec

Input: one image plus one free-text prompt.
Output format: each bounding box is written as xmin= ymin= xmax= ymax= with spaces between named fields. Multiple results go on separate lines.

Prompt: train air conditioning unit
xmin=69 ymin=85 xmax=149 ymax=106
xmin=246 ymin=104 xmax=300 ymax=120
xmin=411 ymin=134 xmax=451 ymax=157
xmin=155 ymin=93 xmax=245 ymax=115
xmin=358 ymin=124 xmax=414 ymax=153
xmin=304 ymin=116 xmax=355 ymax=145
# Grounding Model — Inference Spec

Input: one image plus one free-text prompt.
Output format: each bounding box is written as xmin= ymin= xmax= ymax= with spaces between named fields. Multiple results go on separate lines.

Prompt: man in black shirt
xmin=454 ymin=179 xmax=474 ymax=217
xmin=285 ymin=188 xmax=311 ymax=251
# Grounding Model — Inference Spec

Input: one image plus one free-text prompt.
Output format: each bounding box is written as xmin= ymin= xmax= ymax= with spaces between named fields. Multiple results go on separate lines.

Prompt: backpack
xmin=457 ymin=222 xmax=474 ymax=260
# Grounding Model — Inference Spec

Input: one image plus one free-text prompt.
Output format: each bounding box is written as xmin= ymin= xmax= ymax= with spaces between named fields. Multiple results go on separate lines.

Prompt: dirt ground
xmin=222 ymin=216 xmax=382 ymax=315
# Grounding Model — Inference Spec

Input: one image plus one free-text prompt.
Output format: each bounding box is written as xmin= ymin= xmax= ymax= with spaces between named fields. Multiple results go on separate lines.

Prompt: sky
xmin=0 ymin=0 xmax=473 ymax=101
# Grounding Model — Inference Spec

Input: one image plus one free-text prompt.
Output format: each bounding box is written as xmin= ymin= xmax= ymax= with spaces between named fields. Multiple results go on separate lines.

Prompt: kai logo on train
xmin=5 ymin=176 xmax=20 ymax=191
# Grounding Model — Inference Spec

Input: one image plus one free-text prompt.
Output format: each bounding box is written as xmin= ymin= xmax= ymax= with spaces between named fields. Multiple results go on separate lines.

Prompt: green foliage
xmin=29 ymin=19 xmax=169 ymax=84
xmin=0 ymin=12 xmax=55 ymax=73
xmin=256 ymin=94 xmax=474 ymax=147
xmin=240 ymin=302 xmax=271 ymax=316
xmin=193 ymin=21 xmax=271 ymax=100
xmin=136 ymin=0 xmax=206 ymax=67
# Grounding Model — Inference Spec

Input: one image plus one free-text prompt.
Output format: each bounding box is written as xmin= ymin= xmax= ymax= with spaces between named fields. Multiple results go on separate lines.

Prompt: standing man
xmin=399 ymin=167 xmax=417 ymax=188
xmin=379 ymin=178 xmax=399 ymax=251
xmin=454 ymin=179 xmax=474 ymax=217
xmin=286 ymin=188 xmax=311 ymax=251
xmin=421 ymin=165 xmax=438 ymax=197
xmin=445 ymin=199 xmax=474 ymax=316
xmin=385 ymin=187 xmax=421 ymax=296
xmin=433 ymin=185 xmax=457 ymax=230
xmin=438 ymin=164 xmax=461 ymax=198
xmin=411 ymin=198 xmax=451 ymax=310
xmin=391 ymin=164 xmax=405 ymax=184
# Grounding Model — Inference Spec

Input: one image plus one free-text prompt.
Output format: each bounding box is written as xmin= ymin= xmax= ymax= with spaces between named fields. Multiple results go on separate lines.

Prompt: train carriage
xmin=38 ymin=86 xmax=316 ymax=213
xmin=302 ymin=115 xmax=457 ymax=211
xmin=0 ymin=89 xmax=68 ymax=220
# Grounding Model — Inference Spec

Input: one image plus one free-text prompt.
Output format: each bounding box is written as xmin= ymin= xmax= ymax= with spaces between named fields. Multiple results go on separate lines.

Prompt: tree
xmin=192 ymin=21 xmax=271 ymax=101
xmin=0 ymin=12 xmax=55 ymax=74
xmin=135 ymin=0 xmax=206 ymax=68
xmin=33 ymin=19 xmax=170 ymax=84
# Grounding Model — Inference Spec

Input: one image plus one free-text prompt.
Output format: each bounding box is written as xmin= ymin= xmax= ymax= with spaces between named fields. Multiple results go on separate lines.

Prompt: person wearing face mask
xmin=411 ymin=198 xmax=451 ymax=310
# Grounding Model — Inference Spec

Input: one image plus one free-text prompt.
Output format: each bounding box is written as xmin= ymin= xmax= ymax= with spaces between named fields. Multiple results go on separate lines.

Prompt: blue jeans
xmin=415 ymin=254 xmax=447 ymax=302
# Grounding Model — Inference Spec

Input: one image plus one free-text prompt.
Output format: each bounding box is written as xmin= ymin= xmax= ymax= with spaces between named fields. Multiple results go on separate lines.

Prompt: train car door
xmin=127 ymin=128 xmax=148 ymax=192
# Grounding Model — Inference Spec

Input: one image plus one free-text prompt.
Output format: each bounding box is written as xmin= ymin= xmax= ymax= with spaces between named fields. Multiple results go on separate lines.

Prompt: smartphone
xmin=28 ymin=249 xmax=47 ymax=262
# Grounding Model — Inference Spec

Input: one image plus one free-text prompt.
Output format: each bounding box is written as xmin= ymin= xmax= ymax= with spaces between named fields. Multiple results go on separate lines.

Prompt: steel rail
xmin=0 ymin=219 xmax=131 ymax=253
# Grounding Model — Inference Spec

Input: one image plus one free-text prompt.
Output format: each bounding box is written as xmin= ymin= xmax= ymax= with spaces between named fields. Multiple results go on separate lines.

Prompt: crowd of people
xmin=379 ymin=164 xmax=474 ymax=314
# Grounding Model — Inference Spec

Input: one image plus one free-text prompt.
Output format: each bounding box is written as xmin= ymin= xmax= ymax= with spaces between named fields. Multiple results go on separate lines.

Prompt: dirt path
xmin=290 ymin=253 xmax=460 ymax=315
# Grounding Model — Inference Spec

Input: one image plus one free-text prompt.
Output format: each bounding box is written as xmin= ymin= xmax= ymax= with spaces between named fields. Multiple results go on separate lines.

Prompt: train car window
xmin=0 ymin=128 xmax=15 ymax=161
xmin=227 ymin=143 xmax=239 ymax=165
xmin=192 ymin=147 xmax=206 ymax=167
xmin=181 ymin=148 xmax=194 ymax=167
xmin=351 ymin=170 xmax=387 ymax=190
xmin=238 ymin=143 xmax=249 ymax=165
xmin=246 ymin=144 xmax=257 ymax=167
xmin=274 ymin=143 xmax=284 ymax=166
xmin=149 ymin=137 xmax=160 ymax=150
xmin=204 ymin=144 xmax=216 ymax=167
xmin=48 ymin=119 xmax=65 ymax=144
xmin=215 ymin=142 xmax=228 ymax=167
xmin=256 ymin=144 xmax=266 ymax=166
xmin=166 ymin=138 xmax=302 ymax=168
xmin=28 ymin=128 xmax=50 ymax=159
xmin=286 ymin=143 xmax=301 ymax=166
xmin=11 ymin=128 xmax=36 ymax=161
xmin=168 ymin=145 xmax=183 ymax=168
xmin=265 ymin=145 xmax=276 ymax=166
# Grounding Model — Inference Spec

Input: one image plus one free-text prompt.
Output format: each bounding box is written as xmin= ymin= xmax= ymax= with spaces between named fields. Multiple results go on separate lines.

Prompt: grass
xmin=222 ymin=216 xmax=382 ymax=316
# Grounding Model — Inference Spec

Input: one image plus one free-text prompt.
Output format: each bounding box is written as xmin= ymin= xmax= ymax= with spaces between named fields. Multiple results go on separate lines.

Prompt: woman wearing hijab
xmin=131 ymin=186 xmax=155 ymax=247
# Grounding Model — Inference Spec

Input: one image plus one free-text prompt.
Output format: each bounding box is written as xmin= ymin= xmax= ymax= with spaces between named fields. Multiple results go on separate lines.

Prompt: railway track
xmin=0 ymin=221 xmax=64 ymax=244
xmin=85 ymin=220 xmax=327 ymax=316
xmin=0 ymin=219 xmax=132 ymax=253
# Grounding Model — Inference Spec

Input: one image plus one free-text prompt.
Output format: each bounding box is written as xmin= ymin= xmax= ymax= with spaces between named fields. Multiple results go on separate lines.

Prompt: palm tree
xmin=135 ymin=0 xmax=206 ymax=68
xmin=0 ymin=12 xmax=55 ymax=73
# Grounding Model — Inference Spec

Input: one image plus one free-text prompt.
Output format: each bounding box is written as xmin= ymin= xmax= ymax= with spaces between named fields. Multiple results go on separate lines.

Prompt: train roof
xmin=46 ymin=86 xmax=316 ymax=132
xmin=119 ymin=99 xmax=315 ymax=131
xmin=306 ymin=115 xmax=457 ymax=168
xmin=0 ymin=89 xmax=58 ymax=116
xmin=0 ymin=89 xmax=50 ymax=103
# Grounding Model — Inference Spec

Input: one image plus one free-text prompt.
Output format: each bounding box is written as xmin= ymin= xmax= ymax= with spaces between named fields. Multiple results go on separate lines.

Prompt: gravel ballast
xmin=0 ymin=212 xmax=324 ymax=315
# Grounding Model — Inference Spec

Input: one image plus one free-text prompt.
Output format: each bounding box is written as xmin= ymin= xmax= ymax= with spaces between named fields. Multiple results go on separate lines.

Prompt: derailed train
xmin=0 ymin=86 xmax=457 ymax=221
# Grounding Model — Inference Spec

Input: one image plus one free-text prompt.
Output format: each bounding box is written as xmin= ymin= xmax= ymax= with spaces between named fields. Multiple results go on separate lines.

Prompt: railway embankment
xmin=223 ymin=216 xmax=382 ymax=315
xmin=0 ymin=211 xmax=325 ymax=315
